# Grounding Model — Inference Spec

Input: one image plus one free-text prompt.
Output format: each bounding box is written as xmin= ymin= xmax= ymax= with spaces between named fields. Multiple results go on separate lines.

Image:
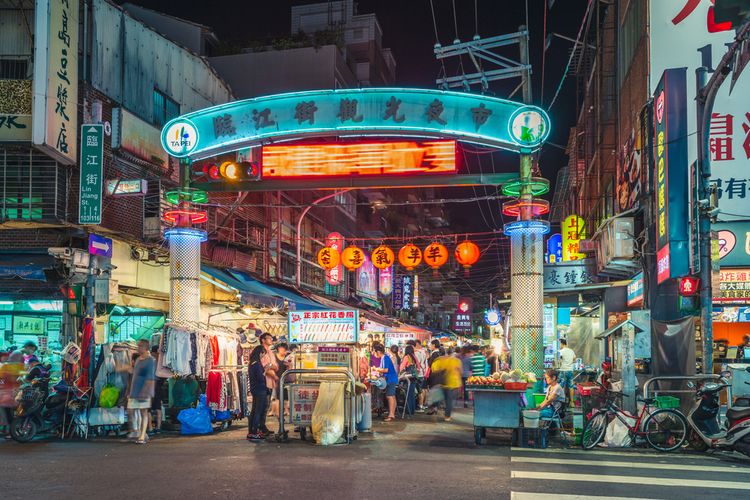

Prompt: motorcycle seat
xmin=726 ymin=406 xmax=750 ymax=421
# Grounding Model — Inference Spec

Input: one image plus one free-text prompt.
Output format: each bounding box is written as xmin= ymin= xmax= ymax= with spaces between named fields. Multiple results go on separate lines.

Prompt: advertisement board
xmin=714 ymin=222 xmax=750 ymax=267
xmin=393 ymin=275 xmax=413 ymax=311
xmin=288 ymin=310 xmax=358 ymax=343
xmin=650 ymin=2 xmax=750 ymax=220
xmin=715 ymin=268 xmax=750 ymax=304
xmin=289 ymin=385 xmax=319 ymax=426
xmin=562 ymin=215 xmax=586 ymax=261
xmin=325 ymin=232 xmax=344 ymax=286
xmin=356 ymin=254 xmax=378 ymax=300
xmin=627 ymin=272 xmax=645 ymax=307
xmin=317 ymin=346 xmax=351 ymax=368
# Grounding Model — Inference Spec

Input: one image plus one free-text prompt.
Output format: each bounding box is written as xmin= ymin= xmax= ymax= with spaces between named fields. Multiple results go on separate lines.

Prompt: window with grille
xmin=0 ymin=59 xmax=29 ymax=79
xmin=152 ymin=89 xmax=180 ymax=128
xmin=0 ymin=148 xmax=65 ymax=222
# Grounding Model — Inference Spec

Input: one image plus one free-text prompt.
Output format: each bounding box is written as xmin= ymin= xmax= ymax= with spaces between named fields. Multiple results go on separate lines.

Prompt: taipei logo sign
xmin=162 ymin=119 xmax=199 ymax=158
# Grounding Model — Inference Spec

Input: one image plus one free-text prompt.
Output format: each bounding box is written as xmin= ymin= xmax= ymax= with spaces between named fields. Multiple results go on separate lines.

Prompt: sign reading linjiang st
xmin=160 ymin=88 xmax=550 ymax=159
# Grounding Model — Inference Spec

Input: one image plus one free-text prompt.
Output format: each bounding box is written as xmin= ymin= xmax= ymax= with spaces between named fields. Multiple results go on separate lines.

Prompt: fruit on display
xmin=466 ymin=376 xmax=503 ymax=387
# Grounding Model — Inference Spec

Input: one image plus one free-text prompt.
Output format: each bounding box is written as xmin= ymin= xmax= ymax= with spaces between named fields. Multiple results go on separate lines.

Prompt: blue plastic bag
xmin=212 ymin=409 xmax=232 ymax=422
xmin=177 ymin=394 xmax=212 ymax=435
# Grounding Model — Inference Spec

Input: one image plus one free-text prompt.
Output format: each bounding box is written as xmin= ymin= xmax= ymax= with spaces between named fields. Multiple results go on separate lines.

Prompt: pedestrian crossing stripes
xmin=509 ymin=446 xmax=750 ymax=499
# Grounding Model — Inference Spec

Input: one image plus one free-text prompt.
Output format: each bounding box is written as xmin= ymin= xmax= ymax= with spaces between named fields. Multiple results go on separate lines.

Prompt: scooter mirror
xmin=687 ymin=381 xmax=695 ymax=388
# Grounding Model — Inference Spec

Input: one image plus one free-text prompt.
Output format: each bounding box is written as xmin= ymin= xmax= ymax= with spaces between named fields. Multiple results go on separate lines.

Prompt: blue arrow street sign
xmin=88 ymin=234 xmax=112 ymax=258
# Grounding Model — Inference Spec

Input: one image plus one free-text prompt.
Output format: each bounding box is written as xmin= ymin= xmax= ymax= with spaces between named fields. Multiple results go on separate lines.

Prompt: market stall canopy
xmin=595 ymin=319 xmax=644 ymax=340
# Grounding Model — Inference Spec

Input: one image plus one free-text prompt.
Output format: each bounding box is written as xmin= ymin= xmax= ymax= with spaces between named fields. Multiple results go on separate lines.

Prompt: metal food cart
xmin=468 ymin=387 xmax=526 ymax=445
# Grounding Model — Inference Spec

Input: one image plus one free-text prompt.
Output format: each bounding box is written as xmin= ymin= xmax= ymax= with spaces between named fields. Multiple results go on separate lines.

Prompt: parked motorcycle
xmin=685 ymin=368 xmax=750 ymax=456
xmin=10 ymin=379 xmax=88 ymax=443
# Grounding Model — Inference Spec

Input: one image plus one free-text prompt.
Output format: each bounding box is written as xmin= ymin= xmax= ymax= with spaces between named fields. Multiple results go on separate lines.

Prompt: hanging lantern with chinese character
xmin=423 ymin=242 xmax=449 ymax=275
xmin=317 ymin=246 xmax=340 ymax=271
xmin=371 ymin=245 xmax=395 ymax=270
xmin=341 ymin=245 xmax=365 ymax=271
xmin=398 ymin=243 xmax=422 ymax=271
xmin=454 ymin=240 xmax=481 ymax=275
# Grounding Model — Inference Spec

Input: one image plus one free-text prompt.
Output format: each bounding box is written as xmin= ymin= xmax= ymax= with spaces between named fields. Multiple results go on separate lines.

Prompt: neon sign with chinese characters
xmin=160 ymin=88 xmax=550 ymax=159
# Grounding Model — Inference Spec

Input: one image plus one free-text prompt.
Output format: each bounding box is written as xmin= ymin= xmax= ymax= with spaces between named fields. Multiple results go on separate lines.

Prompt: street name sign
xmin=79 ymin=124 xmax=104 ymax=224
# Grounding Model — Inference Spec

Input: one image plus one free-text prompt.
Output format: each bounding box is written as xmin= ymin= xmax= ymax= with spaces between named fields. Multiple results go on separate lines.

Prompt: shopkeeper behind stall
xmin=537 ymin=369 xmax=565 ymax=418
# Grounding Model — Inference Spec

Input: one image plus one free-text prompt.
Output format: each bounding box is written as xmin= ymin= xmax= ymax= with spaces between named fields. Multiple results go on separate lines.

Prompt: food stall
xmin=279 ymin=309 xmax=359 ymax=444
xmin=465 ymin=369 xmax=537 ymax=445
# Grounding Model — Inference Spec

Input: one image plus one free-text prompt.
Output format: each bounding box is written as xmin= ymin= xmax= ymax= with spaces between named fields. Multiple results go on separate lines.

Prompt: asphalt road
xmin=1 ymin=408 xmax=749 ymax=500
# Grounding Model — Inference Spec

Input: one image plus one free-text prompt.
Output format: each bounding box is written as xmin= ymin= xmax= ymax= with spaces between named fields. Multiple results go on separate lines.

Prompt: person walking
xmin=247 ymin=345 xmax=269 ymax=440
xmin=413 ymin=340 xmax=429 ymax=412
xmin=258 ymin=333 xmax=278 ymax=435
xmin=427 ymin=349 xmax=462 ymax=421
xmin=557 ymin=339 xmax=576 ymax=405
xmin=371 ymin=343 xmax=398 ymax=421
xmin=149 ymin=345 xmax=164 ymax=435
xmin=460 ymin=346 xmax=472 ymax=408
xmin=399 ymin=345 xmax=418 ymax=416
xmin=128 ymin=340 xmax=155 ymax=444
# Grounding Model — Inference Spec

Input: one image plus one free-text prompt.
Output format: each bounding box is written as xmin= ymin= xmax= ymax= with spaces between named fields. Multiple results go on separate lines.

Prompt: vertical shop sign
xmin=325 ymin=232 xmax=344 ymax=286
xmin=393 ymin=275 xmax=412 ymax=311
xmin=379 ymin=265 xmax=393 ymax=295
xmin=653 ymin=69 xmax=689 ymax=284
xmin=413 ymin=274 xmax=419 ymax=309
xmin=32 ymin=0 xmax=79 ymax=164
xmin=356 ymin=254 xmax=377 ymax=299
xmin=562 ymin=215 xmax=586 ymax=261
xmin=79 ymin=125 xmax=104 ymax=224
xmin=547 ymin=233 xmax=563 ymax=263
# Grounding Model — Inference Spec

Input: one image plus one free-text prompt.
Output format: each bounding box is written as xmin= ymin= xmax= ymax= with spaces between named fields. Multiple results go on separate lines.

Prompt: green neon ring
xmin=165 ymin=188 xmax=209 ymax=205
xmin=501 ymin=177 xmax=550 ymax=197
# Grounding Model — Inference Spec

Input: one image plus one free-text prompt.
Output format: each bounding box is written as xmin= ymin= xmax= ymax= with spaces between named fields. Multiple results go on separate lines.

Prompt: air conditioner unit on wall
xmin=595 ymin=217 xmax=637 ymax=276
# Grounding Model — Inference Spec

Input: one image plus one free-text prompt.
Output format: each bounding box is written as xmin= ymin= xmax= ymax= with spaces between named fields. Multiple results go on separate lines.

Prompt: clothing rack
xmin=168 ymin=321 xmax=239 ymax=338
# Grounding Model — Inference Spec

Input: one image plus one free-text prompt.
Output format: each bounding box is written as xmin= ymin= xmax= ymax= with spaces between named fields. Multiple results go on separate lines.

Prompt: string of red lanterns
xmin=316 ymin=241 xmax=481 ymax=274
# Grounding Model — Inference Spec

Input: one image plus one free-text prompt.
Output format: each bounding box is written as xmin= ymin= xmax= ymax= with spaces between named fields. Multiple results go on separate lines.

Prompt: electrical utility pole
xmin=695 ymin=20 xmax=750 ymax=374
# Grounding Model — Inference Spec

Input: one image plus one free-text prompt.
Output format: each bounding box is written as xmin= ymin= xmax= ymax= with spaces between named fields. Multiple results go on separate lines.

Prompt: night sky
xmin=121 ymin=0 xmax=589 ymax=302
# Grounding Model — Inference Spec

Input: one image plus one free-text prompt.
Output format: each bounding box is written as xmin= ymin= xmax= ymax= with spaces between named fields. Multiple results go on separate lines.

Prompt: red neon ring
xmin=501 ymin=200 xmax=550 ymax=217
xmin=163 ymin=209 xmax=208 ymax=225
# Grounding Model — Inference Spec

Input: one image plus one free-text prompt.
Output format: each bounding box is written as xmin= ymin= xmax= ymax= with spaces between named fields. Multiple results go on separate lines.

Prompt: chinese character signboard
xmin=325 ymin=232 xmax=344 ymax=286
xmin=452 ymin=297 xmax=473 ymax=334
xmin=653 ymin=69 xmax=689 ymax=284
xmin=716 ymin=269 xmax=750 ymax=304
xmin=289 ymin=385 xmax=319 ymax=426
xmin=543 ymin=259 xmax=596 ymax=291
xmin=651 ymin=2 xmax=750 ymax=221
xmin=393 ymin=275 xmax=413 ymax=311
xmin=317 ymin=346 xmax=351 ymax=368
xmin=547 ymin=233 xmax=563 ymax=263
xmin=79 ymin=125 xmax=104 ymax=224
xmin=32 ymin=0 xmax=79 ymax=164
xmin=288 ymin=310 xmax=358 ymax=343
xmin=627 ymin=272 xmax=645 ymax=307
xmin=562 ymin=215 xmax=586 ymax=261
xmin=0 ymin=114 xmax=32 ymax=142
xmin=617 ymin=112 xmax=644 ymax=212
xmin=13 ymin=316 xmax=45 ymax=335
xmin=161 ymin=89 xmax=550 ymax=160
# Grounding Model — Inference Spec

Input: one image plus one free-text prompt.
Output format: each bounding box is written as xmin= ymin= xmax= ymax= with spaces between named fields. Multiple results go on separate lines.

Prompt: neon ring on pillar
xmin=163 ymin=209 xmax=208 ymax=225
xmin=165 ymin=188 xmax=209 ymax=205
xmin=501 ymin=199 xmax=550 ymax=217
xmin=503 ymin=220 xmax=550 ymax=235
xmin=501 ymin=177 xmax=550 ymax=197
xmin=164 ymin=227 xmax=208 ymax=242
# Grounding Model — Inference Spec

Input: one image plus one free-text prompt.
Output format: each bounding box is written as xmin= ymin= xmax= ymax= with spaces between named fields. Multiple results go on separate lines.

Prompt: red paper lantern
xmin=341 ymin=245 xmax=365 ymax=271
xmin=398 ymin=243 xmax=422 ymax=271
xmin=371 ymin=245 xmax=395 ymax=270
xmin=423 ymin=242 xmax=449 ymax=274
xmin=454 ymin=241 xmax=481 ymax=275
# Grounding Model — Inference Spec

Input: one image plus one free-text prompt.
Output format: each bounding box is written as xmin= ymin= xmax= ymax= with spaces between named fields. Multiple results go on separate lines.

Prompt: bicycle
xmin=581 ymin=382 xmax=688 ymax=452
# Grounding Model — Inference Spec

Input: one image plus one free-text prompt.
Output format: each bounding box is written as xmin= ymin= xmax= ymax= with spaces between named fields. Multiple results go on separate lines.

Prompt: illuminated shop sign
xmin=262 ymin=140 xmax=456 ymax=178
xmin=561 ymin=215 xmax=586 ymax=261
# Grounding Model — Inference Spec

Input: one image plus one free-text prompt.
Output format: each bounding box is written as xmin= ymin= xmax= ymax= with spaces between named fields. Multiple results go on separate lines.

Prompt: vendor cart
xmin=468 ymin=387 xmax=526 ymax=445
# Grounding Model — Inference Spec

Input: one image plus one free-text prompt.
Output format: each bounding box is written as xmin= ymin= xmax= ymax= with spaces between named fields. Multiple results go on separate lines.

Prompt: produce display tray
xmin=466 ymin=386 xmax=526 ymax=392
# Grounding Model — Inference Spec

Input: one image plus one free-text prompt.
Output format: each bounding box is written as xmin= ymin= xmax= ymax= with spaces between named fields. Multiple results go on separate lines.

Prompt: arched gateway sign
xmin=161 ymin=88 xmax=550 ymax=159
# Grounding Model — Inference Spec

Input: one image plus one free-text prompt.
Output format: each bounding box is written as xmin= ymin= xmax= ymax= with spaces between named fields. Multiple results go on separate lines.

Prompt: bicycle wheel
xmin=643 ymin=409 xmax=687 ymax=452
xmin=581 ymin=411 xmax=608 ymax=450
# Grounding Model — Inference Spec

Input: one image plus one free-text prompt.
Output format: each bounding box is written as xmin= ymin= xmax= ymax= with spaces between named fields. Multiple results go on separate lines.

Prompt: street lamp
xmin=295 ymin=189 xmax=353 ymax=289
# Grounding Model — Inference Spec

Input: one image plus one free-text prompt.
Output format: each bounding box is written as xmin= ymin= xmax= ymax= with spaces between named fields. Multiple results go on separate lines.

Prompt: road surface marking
xmin=511 ymin=456 xmax=750 ymax=473
xmin=510 ymin=446 xmax=720 ymax=460
xmin=511 ymin=493 xmax=661 ymax=500
xmin=510 ymin=471 xmax=750 ymax=490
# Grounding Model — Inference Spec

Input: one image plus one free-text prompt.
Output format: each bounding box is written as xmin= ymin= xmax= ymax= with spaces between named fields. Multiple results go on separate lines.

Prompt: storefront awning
xmin=595 ymin=319 xmax=644 ymax=339
xmin=202 ymin=266 xmax=282 ymax=308
xmin=223 ymin=268 xmax=325 ymax=310
xmin=307 ymin=293 xmax=397 ymax=328
xmin=0 ymin=253 xmax=58 ymax=282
